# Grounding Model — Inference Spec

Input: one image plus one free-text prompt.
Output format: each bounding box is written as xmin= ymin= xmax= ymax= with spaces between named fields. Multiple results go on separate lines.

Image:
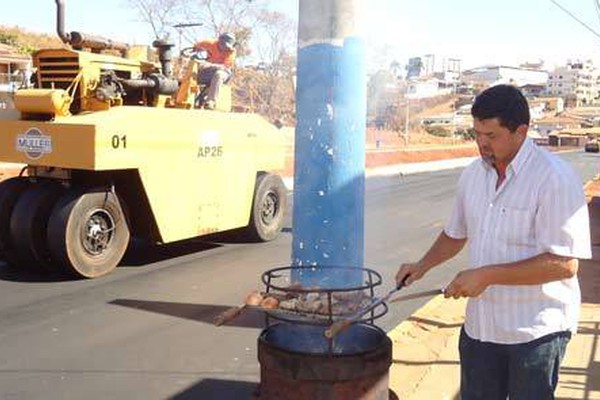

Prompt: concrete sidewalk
xmin=388 ymin=178 xmax=600 ymax=400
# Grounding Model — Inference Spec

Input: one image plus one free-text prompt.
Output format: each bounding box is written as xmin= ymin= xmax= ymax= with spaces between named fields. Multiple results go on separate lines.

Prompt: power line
xmin=550 ymin=0 xmax=600 ymax=40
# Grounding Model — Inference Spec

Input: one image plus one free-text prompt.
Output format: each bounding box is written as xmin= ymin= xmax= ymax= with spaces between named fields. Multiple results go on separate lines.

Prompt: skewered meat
xmin=238 ymin=286 xmax=374 ymax=318
xmin=259 ymin=296 xmax=280 ymax=309
xmin=244 ymin=290 xmax=264 ymax=306
xmin=276 ymin=290 xmax=372 ymax=316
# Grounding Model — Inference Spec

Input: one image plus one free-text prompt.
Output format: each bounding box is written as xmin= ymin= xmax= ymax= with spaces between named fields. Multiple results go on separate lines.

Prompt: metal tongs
xmin=324 ymin=277 xmax=444 ymax=338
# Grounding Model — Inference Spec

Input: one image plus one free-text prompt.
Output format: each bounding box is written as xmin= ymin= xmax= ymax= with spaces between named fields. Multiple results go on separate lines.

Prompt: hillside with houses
xmin=367 ymin=56 xmax=600 ymax=149
xmin=1 ymin=26 xmax=600 ymax=151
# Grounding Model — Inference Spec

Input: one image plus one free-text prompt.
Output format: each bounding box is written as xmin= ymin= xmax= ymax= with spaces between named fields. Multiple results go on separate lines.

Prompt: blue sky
xmin=2 ymin=0 xmax=600 ymax=70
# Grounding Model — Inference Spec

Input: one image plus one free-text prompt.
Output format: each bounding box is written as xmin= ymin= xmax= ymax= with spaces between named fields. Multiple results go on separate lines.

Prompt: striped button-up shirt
xmin=445 ymin=137 xmax=591 ymax=344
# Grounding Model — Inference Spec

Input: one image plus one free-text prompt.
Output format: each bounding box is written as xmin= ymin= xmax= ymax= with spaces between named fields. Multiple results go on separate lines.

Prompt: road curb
xmin=282 ymin=157 xmax=478 ymax=190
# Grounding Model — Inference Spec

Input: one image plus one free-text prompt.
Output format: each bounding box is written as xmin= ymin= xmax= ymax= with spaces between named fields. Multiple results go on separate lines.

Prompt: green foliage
xmin=0 ymin=32 xmax=18 ymax=46
xmin=454 ymin=95 xmax=474 ymax=109
xmin=0 ymin=26 xmax=61 ymax=55
xmin=455 ymin=127 xmax=476 ymax=141
xmin=0 ymin=32 xmax=37 ymax=55
xmin=425 ymin=126 xmax=453 ymax=137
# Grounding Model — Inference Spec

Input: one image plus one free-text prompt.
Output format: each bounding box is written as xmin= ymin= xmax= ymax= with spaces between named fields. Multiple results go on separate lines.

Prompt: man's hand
xmin=395 ymin=262 xmax=428 ymax=287
xmin=444 ymin=268 xmax=490 ymax=299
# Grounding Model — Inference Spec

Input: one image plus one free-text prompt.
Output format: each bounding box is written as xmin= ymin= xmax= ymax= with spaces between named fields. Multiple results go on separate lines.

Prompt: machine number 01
xmin=111 ymin=134 xmax=127 ymax=149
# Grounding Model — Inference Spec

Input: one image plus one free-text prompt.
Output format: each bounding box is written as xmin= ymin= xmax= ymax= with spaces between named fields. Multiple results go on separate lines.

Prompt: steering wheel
xmin=180 ymin=47 xmax=208 ymax=61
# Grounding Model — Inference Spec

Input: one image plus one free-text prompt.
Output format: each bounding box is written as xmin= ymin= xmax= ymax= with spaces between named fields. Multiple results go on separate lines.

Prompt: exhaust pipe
xmin=55 ymin=0 xmax=71 ymax=44
xmin=53 ymin=0 xmax=129 ymax=55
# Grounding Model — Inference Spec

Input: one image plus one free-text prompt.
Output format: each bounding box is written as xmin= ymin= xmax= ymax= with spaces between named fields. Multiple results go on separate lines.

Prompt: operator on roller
xmin=192 ymin=32 xmax=236 ymax=110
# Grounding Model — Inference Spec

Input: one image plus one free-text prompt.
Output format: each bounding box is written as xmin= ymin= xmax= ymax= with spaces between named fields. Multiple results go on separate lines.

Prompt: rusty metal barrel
xmin=257 ymin=322 xmax=392 ymax=400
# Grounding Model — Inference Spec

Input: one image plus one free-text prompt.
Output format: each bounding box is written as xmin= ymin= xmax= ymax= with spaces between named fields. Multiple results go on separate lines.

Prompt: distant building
xmin=421 ymin=113 xmax=455 ymax=126
xmin=406 ymin=54 xmax=462 ymax=82
xmin=528 ymin=97 xmax=565 ymax=114
xmin=546 ymin=60 xmax=598 ymax=107
xmin=0 ymin=43 xmax=31 ymax=108
xmin=548 ymin=127 xmax=595 ymax=147
xmin=422 ymin=54 xmax=435 ymax=77
xmin=405 ymin=78 xmax=453 ymax=99
xmin=531 ymin=114 xmax=584 ymax=137
xmin=543 ymin=97 xmax=565 ymax=113
xmin=520 ymin=61 xmax=545 ymax=70
xmin=406 ymin=57 xmax=424 ymax=79
xmin=462 ymin=65 xmax=548 ymax=88
xmin=519 ymin=83 xmax=546 ymax=98
xmin=567 ymin=107 xmax=600 ymax=127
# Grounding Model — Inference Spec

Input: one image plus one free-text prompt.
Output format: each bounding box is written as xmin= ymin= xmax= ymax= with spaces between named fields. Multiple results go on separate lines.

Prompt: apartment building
xmin=546 ymin=60 xmax=598 ymax=107
xmin=462 ymin=65 xmax=548 ymax=88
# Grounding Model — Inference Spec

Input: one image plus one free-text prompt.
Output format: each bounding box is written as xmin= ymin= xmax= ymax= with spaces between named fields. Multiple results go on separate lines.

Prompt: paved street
xmin=0 ymin=151 xmax=595 ymax=399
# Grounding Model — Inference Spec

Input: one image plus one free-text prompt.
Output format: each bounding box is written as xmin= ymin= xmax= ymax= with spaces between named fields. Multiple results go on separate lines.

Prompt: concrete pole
xmin=292 ymin=0 xmax=366 ymax=286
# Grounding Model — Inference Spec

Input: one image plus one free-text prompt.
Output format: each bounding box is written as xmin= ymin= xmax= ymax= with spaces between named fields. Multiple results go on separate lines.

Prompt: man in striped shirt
xmin=396 ymin=84 xmax=591 ymax=399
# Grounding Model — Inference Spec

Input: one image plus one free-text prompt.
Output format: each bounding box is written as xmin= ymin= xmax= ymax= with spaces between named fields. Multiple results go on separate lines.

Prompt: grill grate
xmin=260 ymin=266 xmax=388 ymax=326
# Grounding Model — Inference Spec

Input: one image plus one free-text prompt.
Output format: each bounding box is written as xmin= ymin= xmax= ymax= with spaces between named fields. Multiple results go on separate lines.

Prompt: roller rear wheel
xmin=47 ymin=188 xmax=130 ymax=278
xmin=10 ymin=180 xmax=65 ymax=271
xmin=0 ymin=177 xmax=30 ymax=264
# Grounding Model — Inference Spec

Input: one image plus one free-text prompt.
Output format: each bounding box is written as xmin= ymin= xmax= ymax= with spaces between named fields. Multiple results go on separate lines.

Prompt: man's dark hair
xmin=471 ymin=84 xmax=530 ymax=132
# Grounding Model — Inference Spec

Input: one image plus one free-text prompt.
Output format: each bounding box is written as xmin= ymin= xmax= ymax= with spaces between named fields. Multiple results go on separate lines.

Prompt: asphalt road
xmin=0 ymin=150 xmax=596 ymax=400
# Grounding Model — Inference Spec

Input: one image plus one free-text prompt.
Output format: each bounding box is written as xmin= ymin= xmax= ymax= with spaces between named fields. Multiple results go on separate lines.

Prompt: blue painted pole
xmin=292 ymin=0 xmax=366 ymax=287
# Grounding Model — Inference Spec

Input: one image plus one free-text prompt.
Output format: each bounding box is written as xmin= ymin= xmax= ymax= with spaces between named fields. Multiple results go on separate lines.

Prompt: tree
xmin=0 ymin=32 xmax=18 ymax=47
xmin=127 ymin=0 xmax=298 ymax=125
xmin=255 ymin=10 xmax=295 ymax=66
xmin=184 ymin=0 xmax=267 ymax=36
xmin=234 ymin=10 xmax=296 ymax=122
xmin=127 ymin=0 xmax=182 ymax=40
xmin=127 ymin=0 xmax=270 ymax=57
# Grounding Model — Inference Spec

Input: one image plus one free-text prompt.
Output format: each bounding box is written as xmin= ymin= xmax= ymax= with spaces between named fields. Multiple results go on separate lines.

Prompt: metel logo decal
xmin=16 ymin=128 xmax=53 ymax=160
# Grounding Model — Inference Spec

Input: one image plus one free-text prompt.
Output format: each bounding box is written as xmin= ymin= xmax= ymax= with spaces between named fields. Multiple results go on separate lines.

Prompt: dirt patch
xmin=366 ymin=145 xmax=478 ymax=169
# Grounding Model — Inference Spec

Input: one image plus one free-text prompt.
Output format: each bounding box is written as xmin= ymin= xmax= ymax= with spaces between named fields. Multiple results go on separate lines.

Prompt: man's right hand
xmin=395 ymin=262 xmax=427 ymax=287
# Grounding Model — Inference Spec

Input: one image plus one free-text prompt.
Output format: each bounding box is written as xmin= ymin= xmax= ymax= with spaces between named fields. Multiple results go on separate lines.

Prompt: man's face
xmin=473 ymin=117 xmax=526 ymax=168
xmin=218 ymin=40 xmax=234 ymax=53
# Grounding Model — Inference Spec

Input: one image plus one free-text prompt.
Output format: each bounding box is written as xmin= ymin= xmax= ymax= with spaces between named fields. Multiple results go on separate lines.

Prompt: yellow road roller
xmin=0 ymin=1 xmax=287 ymax=278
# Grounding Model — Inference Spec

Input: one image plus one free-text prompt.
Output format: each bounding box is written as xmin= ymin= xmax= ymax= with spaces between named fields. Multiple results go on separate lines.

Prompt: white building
xmin=406 ymin=54 xmax=462 ymax=82
xmin=546 ymin=60 xmax=598 ymax=107
xmin=405 ymin=78 xmax=453 ymax=99
xmin=462 ymin=65 xmax=548 ymax=88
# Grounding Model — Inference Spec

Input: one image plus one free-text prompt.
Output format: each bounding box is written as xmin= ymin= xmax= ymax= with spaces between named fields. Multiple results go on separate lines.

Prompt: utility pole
xmin=292 ymin=0 xmax=366 ymax=286
xmin=404 ymin=100 xmax=410 ymax=144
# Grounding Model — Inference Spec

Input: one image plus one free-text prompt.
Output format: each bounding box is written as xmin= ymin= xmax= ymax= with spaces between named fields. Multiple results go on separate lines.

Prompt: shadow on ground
xmin=109 ymin=299 xmax=267 ymax=329
xmin=0 ymin=234 xmax=229 ymax=282
xmin=169 ymin=378 xmax=258 ymax=400
xmin=0 ymin=261 xmax=72 ymax=283
xmin=168 ymin=379 xmax=402 ymax=400
xmin=406 ymin=315 xmax=462 ymax=329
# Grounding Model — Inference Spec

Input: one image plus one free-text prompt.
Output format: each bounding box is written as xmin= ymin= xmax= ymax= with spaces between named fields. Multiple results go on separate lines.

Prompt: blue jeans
xmin=459 ymin=327 xmax=571 ymax=400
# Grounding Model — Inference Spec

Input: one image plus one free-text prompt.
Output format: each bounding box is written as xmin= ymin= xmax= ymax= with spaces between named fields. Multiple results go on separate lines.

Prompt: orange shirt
xmin=193 ymin=39 xmax=236 ymax=68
